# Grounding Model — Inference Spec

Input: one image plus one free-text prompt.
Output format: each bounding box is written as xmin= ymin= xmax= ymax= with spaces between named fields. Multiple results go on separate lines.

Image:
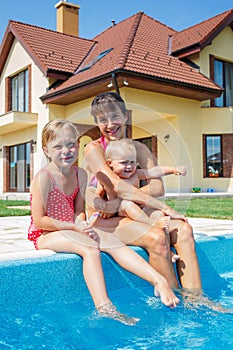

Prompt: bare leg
xmin=119 ymin=199 xmax=154 ymax=225
xmin=146 ymin=208 xmax=201 ymax=289
xmin=38 ymin=230 xmax=109 ymax=308
xmin=37 ymin=230 xmax=138 ymax=325
xmin=169 ymin=220 xmax=202 ymax=290
xmin=94 ymin=216 xmax=179 ymax=289
xmin=151 ymin=215 xmax=180 ymax=263
xmin=101 ymin=242 xmax=180 ymax=307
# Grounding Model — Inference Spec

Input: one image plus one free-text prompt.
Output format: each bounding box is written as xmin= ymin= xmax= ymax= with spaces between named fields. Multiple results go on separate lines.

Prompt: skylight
xmin=75 ymin=48 xmax=113 ymax=74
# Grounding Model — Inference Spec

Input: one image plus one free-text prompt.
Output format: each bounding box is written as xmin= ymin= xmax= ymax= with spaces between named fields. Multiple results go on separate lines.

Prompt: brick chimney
xmin=55 ymin=1 xmax=80 ymax=36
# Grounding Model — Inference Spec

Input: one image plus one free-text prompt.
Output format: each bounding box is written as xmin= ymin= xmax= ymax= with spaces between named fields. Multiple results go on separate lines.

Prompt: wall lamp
xmin=163 ymin=134 xmax=170 ymax=142
xmin=107 ymin=81 xmax=113 ymax=88
xmin=123 ymin=78 xmax=129 ymax=86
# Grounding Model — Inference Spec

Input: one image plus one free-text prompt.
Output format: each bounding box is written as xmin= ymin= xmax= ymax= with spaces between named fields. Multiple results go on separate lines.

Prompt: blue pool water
xmin=0 ymin=235 xmax=233 ymax=350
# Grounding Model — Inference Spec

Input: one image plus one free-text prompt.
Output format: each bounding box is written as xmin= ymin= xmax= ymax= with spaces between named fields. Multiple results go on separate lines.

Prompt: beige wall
xmin=56 ymin=88 xmax=201 ymax=192
xmin=51 ymin=82 xmax=232 ymax=192
xmin=0 ymin=39 xmax=50 ymax=190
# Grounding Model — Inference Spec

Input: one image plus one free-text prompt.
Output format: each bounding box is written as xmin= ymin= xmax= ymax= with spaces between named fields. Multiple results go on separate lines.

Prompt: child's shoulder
xmin=33 ymin=167 xmax=53 ymax=183
xmin=30 ymin=167 xmax=53 ymax=192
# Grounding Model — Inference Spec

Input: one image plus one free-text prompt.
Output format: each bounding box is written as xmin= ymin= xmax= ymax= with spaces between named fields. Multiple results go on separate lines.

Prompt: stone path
xmin=0 ymin=215 xmax=232 ymax=260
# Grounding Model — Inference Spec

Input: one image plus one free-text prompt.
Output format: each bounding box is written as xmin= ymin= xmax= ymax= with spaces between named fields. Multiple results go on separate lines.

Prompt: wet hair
xmin=91 ymin=92 xmax=127 ymax=123
xmin=105 ymin=138 xmax=137 ymax=161
xmin=42 ymin=119 xmax=79 ymax=150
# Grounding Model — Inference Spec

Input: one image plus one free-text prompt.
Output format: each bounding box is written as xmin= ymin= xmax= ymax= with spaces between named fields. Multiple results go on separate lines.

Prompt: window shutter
xmin=222 ymin=134 xmax=233 ymax=178
xmin=209 ymin=55 xmax=215 ymax=107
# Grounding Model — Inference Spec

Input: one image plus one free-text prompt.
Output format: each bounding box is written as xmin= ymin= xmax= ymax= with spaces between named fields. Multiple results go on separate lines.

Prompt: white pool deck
xmin=0 ymin=214 xmax=232 ymax=261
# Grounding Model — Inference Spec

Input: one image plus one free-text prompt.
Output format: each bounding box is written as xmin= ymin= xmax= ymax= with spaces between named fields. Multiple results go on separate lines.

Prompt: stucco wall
xmin=0 ymin=39 xmax=50 ymax=190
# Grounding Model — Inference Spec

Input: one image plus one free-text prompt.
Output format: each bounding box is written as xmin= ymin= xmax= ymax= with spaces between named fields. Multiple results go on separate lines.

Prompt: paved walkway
xmin=0 ymin=215 xmax=232 ymax=261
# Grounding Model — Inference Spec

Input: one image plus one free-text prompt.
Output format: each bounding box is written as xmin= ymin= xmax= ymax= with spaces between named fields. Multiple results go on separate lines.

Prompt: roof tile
xmin=8 ymin=21 xmax=95 ymax=74
xmin=49 ymin=12 xmax=220 ymax=94
xmin=172 ymin=9 xmax=233 ymax=54
xmin=1 ymin=8 xmax=229 ymax=99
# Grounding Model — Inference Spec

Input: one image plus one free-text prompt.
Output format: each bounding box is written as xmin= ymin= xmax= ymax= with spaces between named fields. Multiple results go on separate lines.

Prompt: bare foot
xmin=180 ymin=289 xmax=233 ymax=313
xmin=153 ymin=216 xmax=170 ymax=233
xmin=170 ymin=251 xmax=180 ymax=263
xmin=97 ymin=301 xmax=139 ymax=325
xmin=154 ymin=282 xmax=180 ymax=308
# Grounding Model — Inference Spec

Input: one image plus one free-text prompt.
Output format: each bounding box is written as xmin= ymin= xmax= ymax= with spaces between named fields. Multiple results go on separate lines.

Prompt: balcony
xmin=0 ymin=111 xmax=38 ymax=135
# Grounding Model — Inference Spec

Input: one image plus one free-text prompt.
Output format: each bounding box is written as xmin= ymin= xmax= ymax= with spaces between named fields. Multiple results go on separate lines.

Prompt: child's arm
xmin=84 ymin=141 xmax=168 ymax=209
xmin=31 ymin=170 xmax=80 ymax=232
xmin=74 ymin=167 xmax=88 ymax=221
xmin=86 ymin=183 xmax=121 ymax=219
xmin=136 ymin=165 xmax=187 ymax=180
xmin=73 ymin=167 xmax=99 ymax=240
xmin=31 ymin=169 xmax=94 ymax=234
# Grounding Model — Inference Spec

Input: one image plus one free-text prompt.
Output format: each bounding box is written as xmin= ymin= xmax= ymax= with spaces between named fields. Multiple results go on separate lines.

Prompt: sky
xmin=0 ymin=0 xmax=233 ymax=44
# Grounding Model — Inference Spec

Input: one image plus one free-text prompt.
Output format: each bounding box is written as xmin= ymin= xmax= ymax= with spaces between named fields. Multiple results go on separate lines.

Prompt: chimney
xmin=55 ymin=1 xmax=80 ymax=36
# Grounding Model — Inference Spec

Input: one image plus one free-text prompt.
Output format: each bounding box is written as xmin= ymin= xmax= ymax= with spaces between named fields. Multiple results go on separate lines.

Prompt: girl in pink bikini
xmin=28 ymin=120 xmax=179 ymax=325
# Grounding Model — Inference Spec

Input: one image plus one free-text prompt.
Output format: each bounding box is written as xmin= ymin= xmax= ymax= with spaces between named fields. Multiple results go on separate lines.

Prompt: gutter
xmin=40 ymin=70 xmax=121 ymax=102
xmin=40 ymin=68 xmax=223 ymax=103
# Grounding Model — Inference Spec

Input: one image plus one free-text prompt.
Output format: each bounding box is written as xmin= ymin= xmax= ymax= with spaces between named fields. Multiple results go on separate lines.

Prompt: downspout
xmin=111 ymin=72 xmax=120 ymax=95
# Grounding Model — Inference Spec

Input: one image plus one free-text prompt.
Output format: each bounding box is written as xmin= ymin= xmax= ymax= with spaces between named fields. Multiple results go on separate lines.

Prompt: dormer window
xmin=11 ymin=69 xmax=29 ymax=112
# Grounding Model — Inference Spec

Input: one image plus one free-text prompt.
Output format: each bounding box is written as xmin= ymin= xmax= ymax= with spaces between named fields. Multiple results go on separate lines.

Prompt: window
xmin=213 ymin=59 xmax=233 ymax=107
xmin=136 ymin=136 xmax=158 ymax=158
xmin=75 ymin=48 xmax=113 ymax=74
xmin=11 ymin=69 xmax=29 ymax=112
xmin=204 ymin=135 xmax=223 ymax=177
xmin=135 ymin=136 xmax=157 ymax=186
xmin=9 ymin=142 xmax=31 ymax=191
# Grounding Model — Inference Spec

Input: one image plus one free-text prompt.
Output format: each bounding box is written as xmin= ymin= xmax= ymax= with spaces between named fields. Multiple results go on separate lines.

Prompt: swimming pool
xmin=0 ymin=235 xmax=233 ymax=349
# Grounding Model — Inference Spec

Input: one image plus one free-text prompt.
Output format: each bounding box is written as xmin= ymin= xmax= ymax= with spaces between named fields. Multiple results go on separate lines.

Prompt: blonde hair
xmin=105 ymin=138 xmax=137 ymax=160
xmin=42 ymin=120 xmax=79 ymax=149
xmin=42 ymin=120 xmax=79 ymax=160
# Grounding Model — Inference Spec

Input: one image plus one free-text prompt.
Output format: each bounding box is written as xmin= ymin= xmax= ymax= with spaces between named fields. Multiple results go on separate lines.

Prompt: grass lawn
xmin=164 ymin=197 xmax=233 ymax=220
xmin=0 ymin=197 xmax=232 ymax=219
xmin=0 ymin=200 xmax=30 ymax=217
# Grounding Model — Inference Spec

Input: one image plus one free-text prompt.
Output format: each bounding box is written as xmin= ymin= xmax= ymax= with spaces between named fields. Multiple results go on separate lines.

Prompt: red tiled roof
xmin=46 ymin=12 xmax=221 ymax=98
xmin=1 ymin=9 xmax=229 ymax=102
xmin=0 ymin=21 xmax=95 ymax=75
xmin=123 ymin=13 xmax=219 ymax=89
xmin=172 ymin=9 xmax=233 ymax=56
xmin=47 ymin=13 xmax=141 ymax=90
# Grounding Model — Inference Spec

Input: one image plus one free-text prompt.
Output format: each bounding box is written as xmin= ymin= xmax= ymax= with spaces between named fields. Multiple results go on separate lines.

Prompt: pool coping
xmin=0 ymin=233 xmax=232 ymax=263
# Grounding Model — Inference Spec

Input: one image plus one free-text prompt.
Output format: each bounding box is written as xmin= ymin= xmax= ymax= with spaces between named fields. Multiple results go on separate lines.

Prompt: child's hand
xmin=100 ymin=212 xmax=115 ymax=219
xmin=174 ymin=165 xmax=187 ymax=176
xmin=75 ymin=220 xmax=99 ymax=241
xmin=93 ymin=197 xmax=106 ymax=211
xmin=80 ymin=221 xmax=99 ymax=242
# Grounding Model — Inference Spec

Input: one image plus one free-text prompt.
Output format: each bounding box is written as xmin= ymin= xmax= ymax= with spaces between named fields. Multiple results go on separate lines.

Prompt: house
xmin=0 ymin=1 xmax=233 ymax=197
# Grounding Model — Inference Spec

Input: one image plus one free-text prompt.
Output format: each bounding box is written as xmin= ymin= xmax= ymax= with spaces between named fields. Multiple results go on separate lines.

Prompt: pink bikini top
xmin=88 ymin=136 xmax=107 ymax=188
